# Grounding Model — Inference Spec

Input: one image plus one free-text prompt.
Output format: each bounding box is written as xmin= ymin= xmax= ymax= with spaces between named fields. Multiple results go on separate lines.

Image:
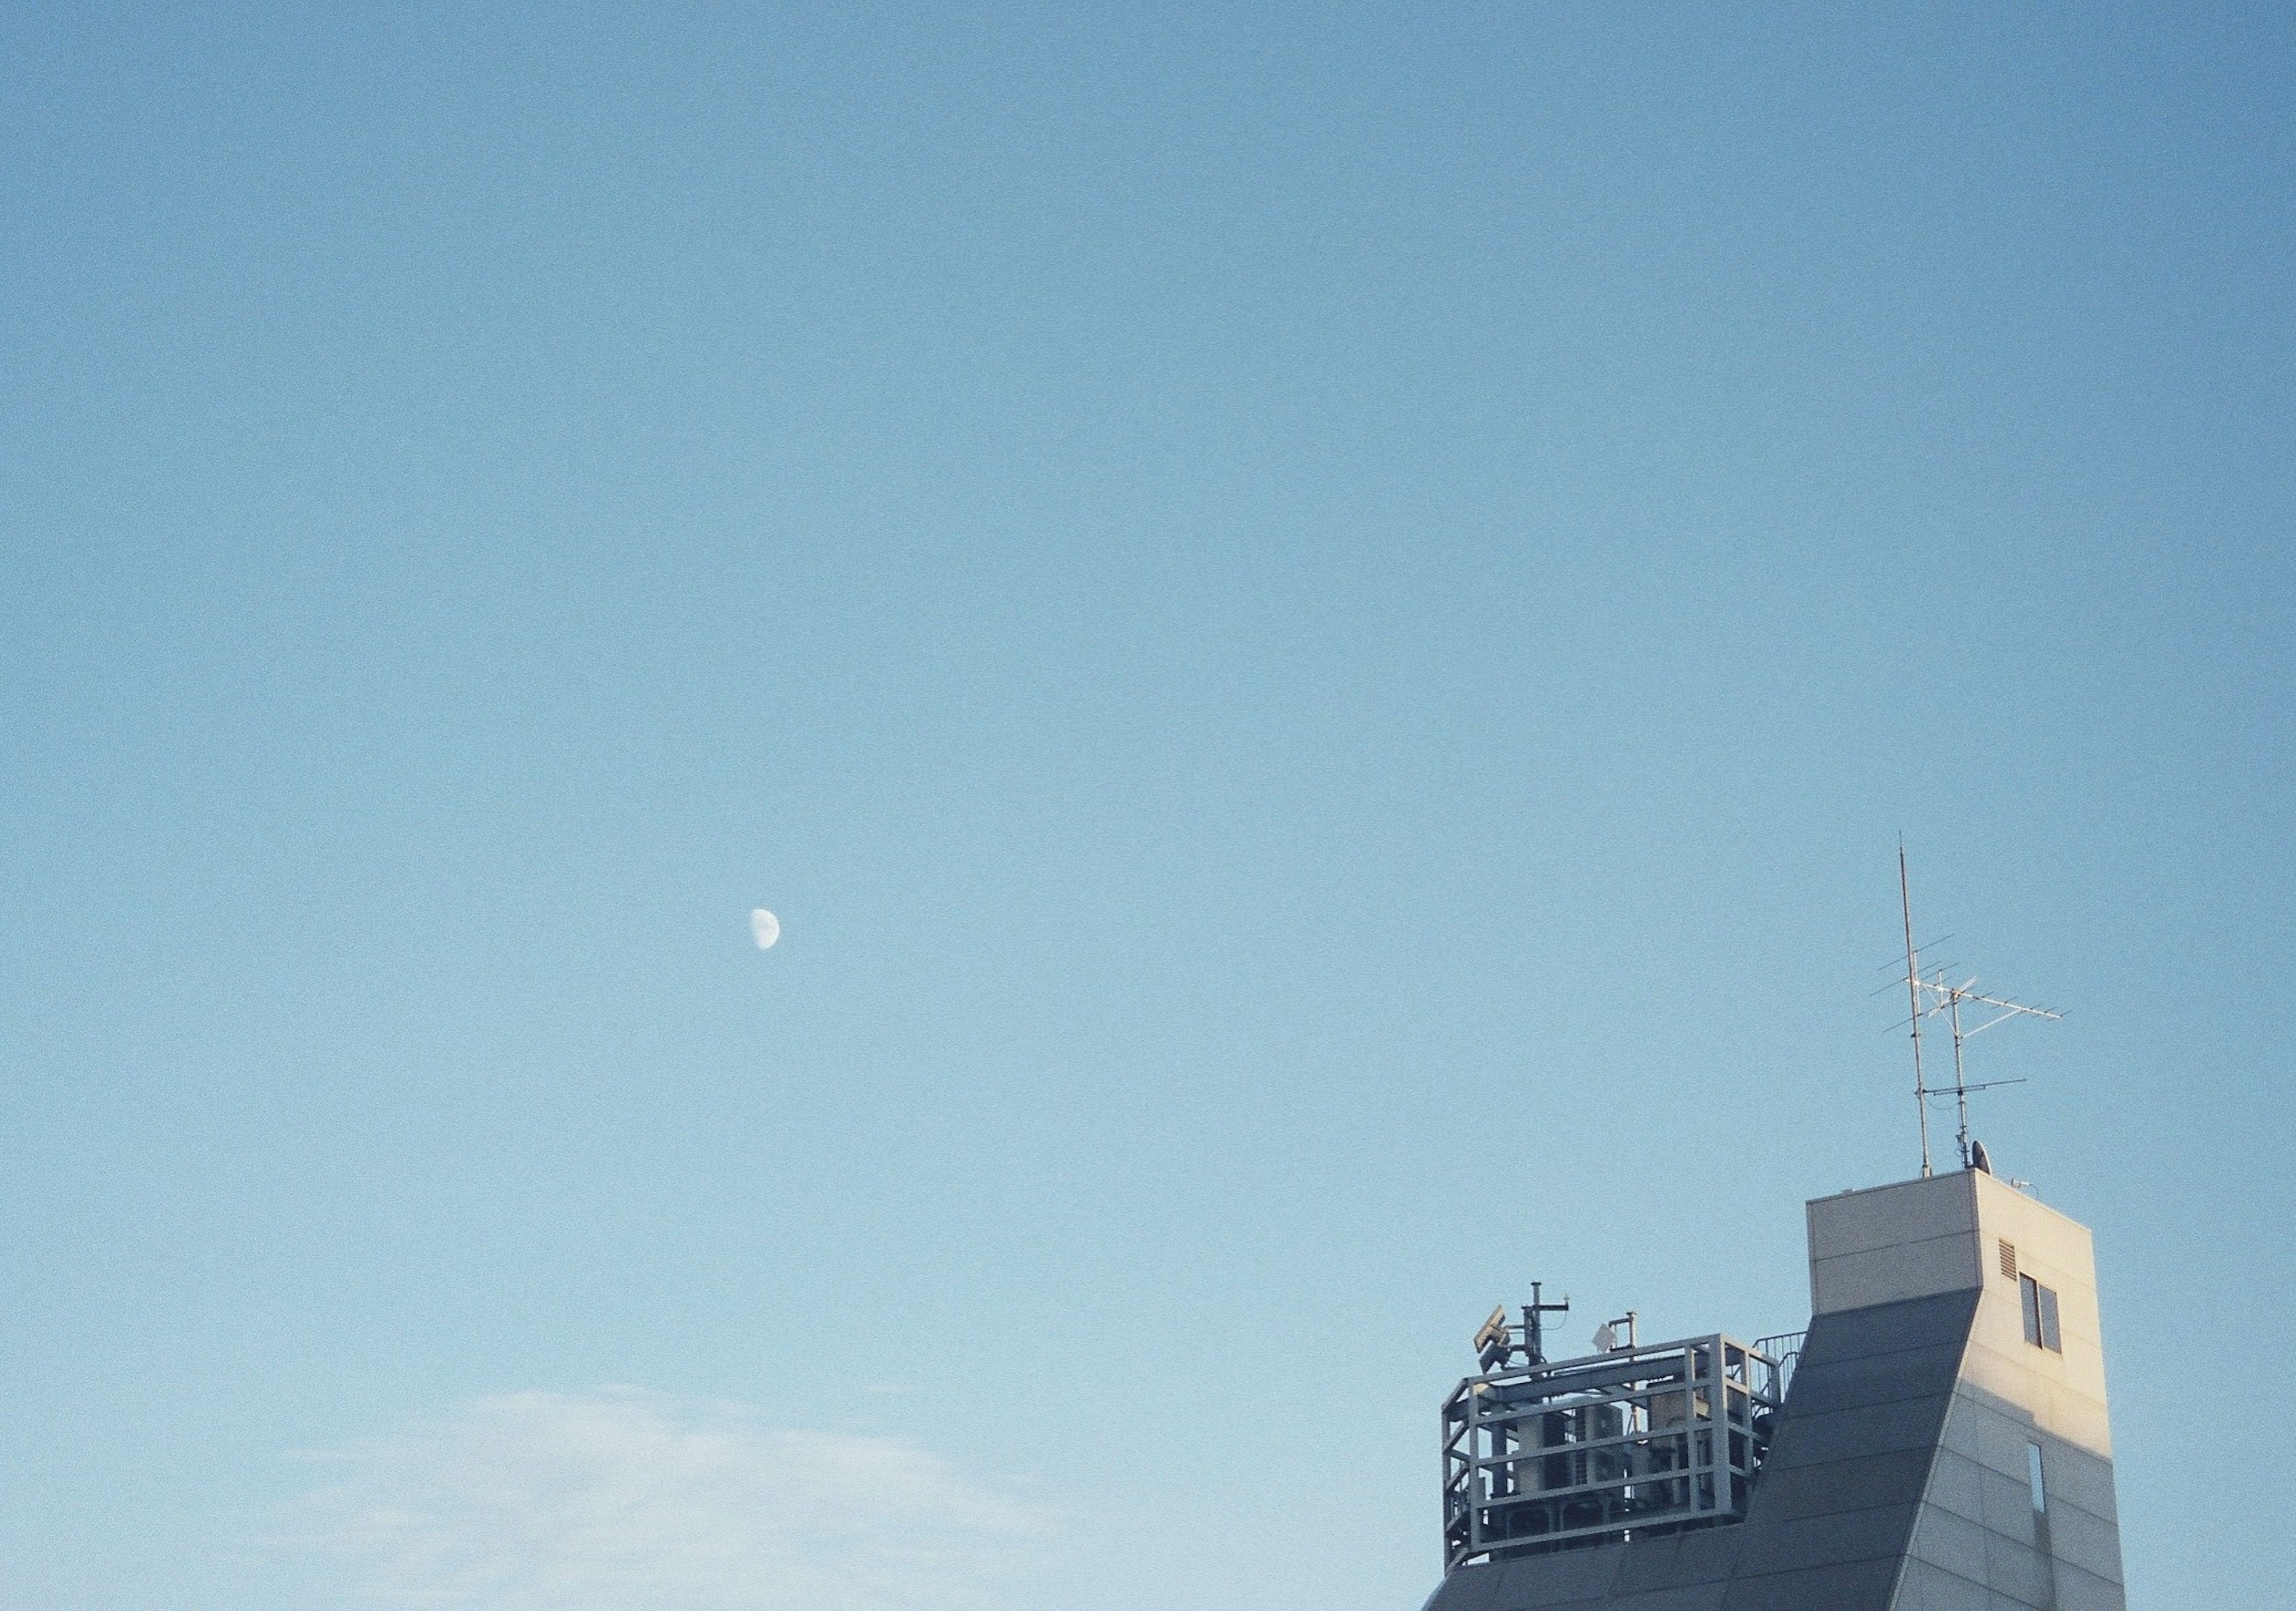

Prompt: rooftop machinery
xmin=1442 ymin=1319 xmax=1792 ymax=1567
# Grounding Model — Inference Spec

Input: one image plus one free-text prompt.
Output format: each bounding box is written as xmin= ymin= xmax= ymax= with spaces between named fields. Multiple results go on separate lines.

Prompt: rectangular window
xmin=2026 ymin=1442 xmax=2047 ymax=1512
xmin=2020 ymin=1274 xmax=2063 ymax=1353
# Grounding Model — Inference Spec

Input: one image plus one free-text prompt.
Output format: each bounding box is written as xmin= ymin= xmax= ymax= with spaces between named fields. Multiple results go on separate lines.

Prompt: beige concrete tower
xmin=1812 ymin=1170 xmax=2125 ymax=1609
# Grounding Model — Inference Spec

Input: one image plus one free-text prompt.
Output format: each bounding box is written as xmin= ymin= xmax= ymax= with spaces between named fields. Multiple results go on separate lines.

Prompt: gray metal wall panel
xmin=1493 ymin=1548 xmax=1623 ymax=1605
xmin=1603 ymin=1588 xmax=1728 ymax=1611
xmin=2044 ymin=1496 xmax=2123 ymax=1585
xmin=1937 ymin=1394 xmax=2041 ymax=1475
xmin=1732 ymin=1503 xmax=1922 ymax=1578
xmin=1760 ymin=1393 xmax=1958 ymax=1467
xmin=1918 ymin=1448 xmax=1987 ymax=1523
xmin=1422 ymin=1558 xmax=1510 ymax=1611
xmin=1889 ymin=1559 xmax=1989 ymax=1611
xmin=1973 ymin=1469 xmax=2041 ymax=1548
xmin=1607 ymin=1531 xmax=1742 ymax=1594
xmin=1787 ymin=1341 xmax=1971 ymax=1415
xmin=1718 ymin=1556 xmax=1902 ymax=1611
xmin=1801 ymin=1287 xmax=1982 ymax=1354
xmin=2035 ymin=1440 xmax=2119 ymax=1524
xmin=1907 ymin=1502 xmax=1992 ymax=1582
xmin=2049 ymin=1561 xmax=2124 ymax=1611
xmin=1980 ymin=1530 xmax=2058 ymax=1608
xmin=1751 ymin=1448 xmax=1934 ymax=1522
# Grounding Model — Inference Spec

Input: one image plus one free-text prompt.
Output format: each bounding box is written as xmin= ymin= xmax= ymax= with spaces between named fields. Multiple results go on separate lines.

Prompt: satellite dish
xmin=1592 ymin=1322 xmax=1617 ymax=1353
xmin=1970 ymin=1138 xmax=1993 ymax=1175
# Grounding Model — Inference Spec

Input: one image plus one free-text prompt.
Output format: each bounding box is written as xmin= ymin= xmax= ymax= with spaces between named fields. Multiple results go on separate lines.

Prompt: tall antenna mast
xmin=1899 ymin=843 xmax=1932 ymax=1176
xmin=1895 ymin=852 xmax=2063 ymax=1172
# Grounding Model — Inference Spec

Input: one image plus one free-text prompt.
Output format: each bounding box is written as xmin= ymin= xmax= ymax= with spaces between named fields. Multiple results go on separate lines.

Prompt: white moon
xmin=750 ymin=909 xmax=780 ymax=949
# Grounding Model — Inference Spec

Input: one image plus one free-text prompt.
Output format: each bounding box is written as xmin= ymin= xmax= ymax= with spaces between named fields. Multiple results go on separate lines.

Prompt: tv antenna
xmin=1897 ymin=846 xmax=2062 ymax=1176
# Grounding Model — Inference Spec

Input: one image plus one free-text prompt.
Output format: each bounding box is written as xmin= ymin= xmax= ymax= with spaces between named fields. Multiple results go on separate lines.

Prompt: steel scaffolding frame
xmin=1441 ymin=1332 xmax=1787 ymax=1568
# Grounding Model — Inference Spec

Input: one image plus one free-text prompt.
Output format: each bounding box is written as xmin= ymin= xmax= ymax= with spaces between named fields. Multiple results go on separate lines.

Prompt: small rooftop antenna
xmin=1897 ymin=847 xmax=2062 ymax=1175
xmin=1473 ymin=1283 xmax=1571 ymax=1371
xmin=1521 ymin=1282 xmax=1570 ymax=1366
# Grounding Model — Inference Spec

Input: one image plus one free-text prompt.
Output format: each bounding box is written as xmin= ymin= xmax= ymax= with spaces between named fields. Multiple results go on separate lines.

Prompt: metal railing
xmin=1754 ymin=1331 xmax=1806 ymax=1401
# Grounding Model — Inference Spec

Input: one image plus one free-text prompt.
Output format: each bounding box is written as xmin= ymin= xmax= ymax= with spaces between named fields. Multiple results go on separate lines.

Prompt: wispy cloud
xmin=284 ymin=1388 xmax=1048 ymax=1610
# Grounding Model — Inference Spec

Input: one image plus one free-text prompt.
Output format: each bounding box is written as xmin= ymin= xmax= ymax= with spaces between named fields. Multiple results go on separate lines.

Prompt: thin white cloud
xmin=285 ymin=1388 xmax=1048 ymax=1610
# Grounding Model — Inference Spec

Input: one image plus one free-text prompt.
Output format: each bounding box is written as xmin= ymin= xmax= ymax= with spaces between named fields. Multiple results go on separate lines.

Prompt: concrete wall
xmin=1807 ymin=1172 xmax=1983 ymax=1315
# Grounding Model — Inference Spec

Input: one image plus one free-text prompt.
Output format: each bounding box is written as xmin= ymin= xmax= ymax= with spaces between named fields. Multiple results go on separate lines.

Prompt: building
xmin=1421 ymin=1167 xmax=2126 ymax=1610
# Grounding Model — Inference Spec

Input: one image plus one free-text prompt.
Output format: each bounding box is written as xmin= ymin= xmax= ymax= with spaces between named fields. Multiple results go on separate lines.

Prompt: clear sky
xmin=3 ymin=5 xmax=2289 ymax=1608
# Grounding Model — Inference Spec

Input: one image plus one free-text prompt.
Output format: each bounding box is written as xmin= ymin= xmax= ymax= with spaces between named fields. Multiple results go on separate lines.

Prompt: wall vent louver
xmin=1999 ymin=1240 xmax=2018 ymax=1279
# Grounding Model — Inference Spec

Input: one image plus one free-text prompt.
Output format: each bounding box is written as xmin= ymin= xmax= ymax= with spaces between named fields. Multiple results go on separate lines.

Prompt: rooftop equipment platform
xmin=1441 ymin=1331 xmax=1788 ymax=1567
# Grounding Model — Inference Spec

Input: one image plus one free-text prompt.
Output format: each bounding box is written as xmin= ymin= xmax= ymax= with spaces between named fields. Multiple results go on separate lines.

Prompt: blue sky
xmin=2 ymin=4 xmax=2289 ymax=1607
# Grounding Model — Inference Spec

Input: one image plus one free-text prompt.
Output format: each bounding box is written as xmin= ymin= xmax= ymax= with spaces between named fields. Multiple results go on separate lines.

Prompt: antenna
xmin=1520 ymin=1283 xmax=1570 ymax=1367
xmin=1899 ymin=843 xmax=1933 ymax=1176
xmin=1474 ymin=1283 xmax=1571 ymax=1371
xmin=1894 ymin=851 xmax=2062 ymax=1173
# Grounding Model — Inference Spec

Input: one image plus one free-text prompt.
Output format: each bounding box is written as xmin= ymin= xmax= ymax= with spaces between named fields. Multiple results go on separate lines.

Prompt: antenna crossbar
xmin=1894 ymin=849 xmax=2062 ymax=1174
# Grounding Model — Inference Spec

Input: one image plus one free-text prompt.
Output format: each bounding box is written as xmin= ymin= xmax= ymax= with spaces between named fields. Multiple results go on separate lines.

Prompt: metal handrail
xmin=1752 ymin=1331 xmax=1806 ymax=1400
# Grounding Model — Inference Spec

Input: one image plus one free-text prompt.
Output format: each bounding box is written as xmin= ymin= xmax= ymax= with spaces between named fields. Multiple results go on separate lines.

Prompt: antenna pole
xmin=1900 ymin=845 xmax=1932 ymax=1177
xmin=1520 ymin=1282 xmax=1570 ymax=1367
xmin=1949 ymin=984 xmax=1973 ymax=1169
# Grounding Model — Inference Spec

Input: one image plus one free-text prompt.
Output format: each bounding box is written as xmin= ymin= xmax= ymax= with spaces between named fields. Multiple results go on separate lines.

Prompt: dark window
xmin=2027 ymin=1442 xmax=2047 ymax=1512
xmin=2020 ymin=1274 xmax=2063 ymax=1353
